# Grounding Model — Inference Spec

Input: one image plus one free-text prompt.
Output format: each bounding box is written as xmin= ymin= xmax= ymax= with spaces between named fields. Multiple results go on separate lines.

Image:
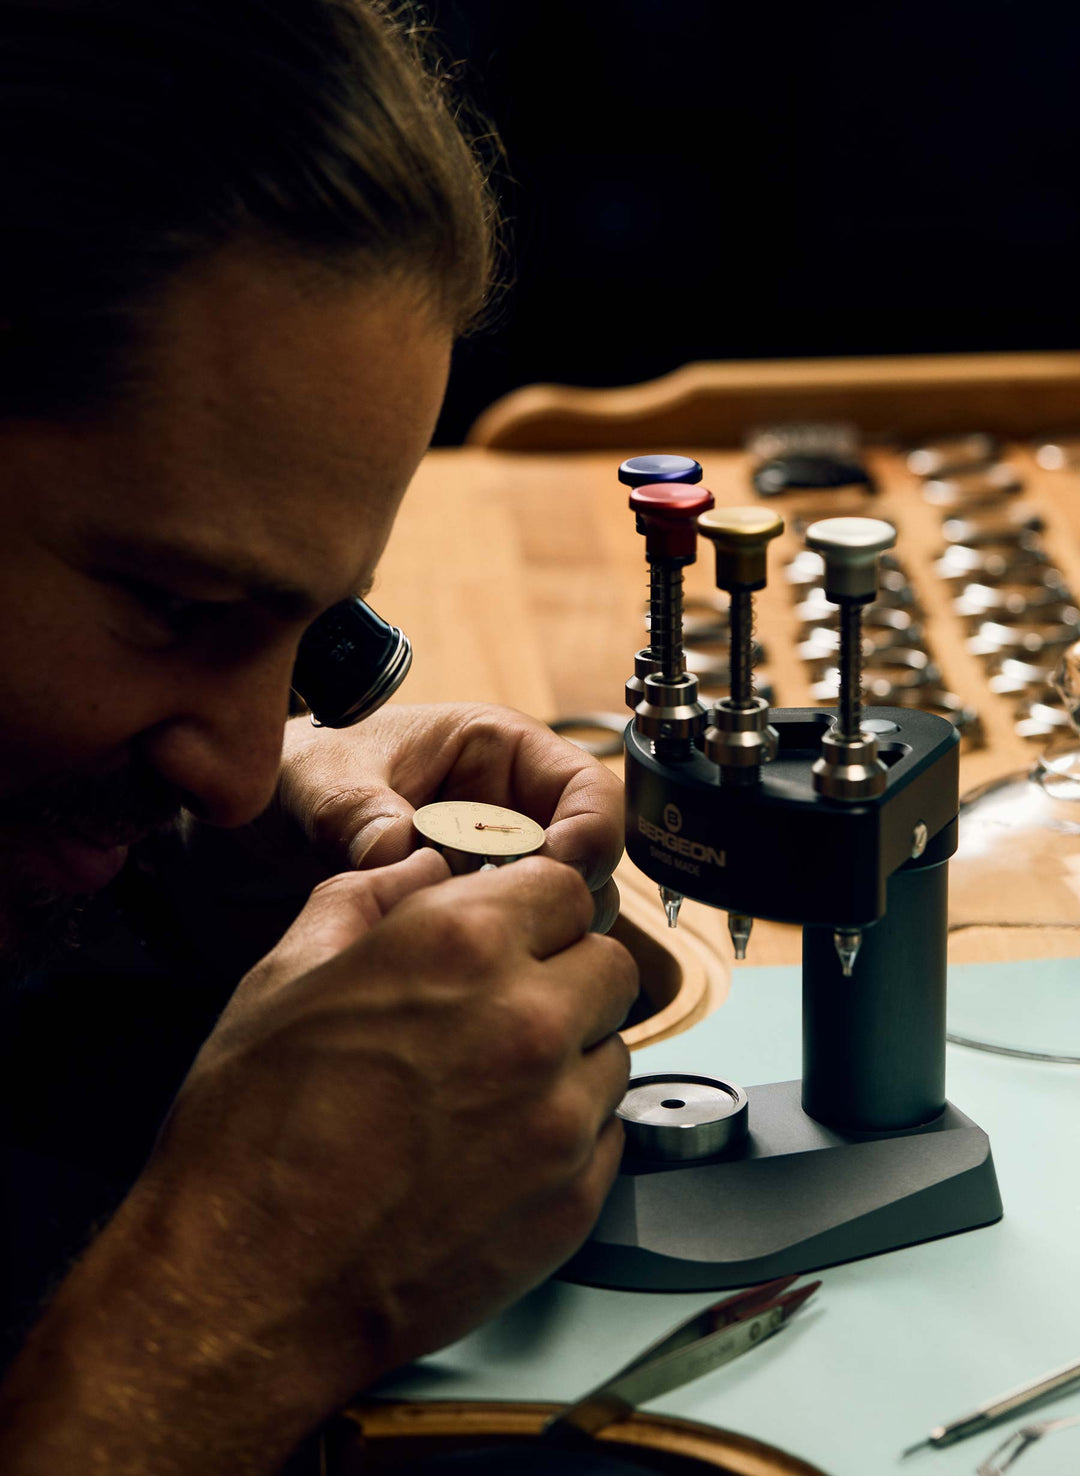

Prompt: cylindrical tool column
xmin=801 ymin=851 xmax=948 ymax=1132
xmin=627 ymin=481 xmax=715 ymax=760
xmin=620 ymin=455 xmax=704 ymax=712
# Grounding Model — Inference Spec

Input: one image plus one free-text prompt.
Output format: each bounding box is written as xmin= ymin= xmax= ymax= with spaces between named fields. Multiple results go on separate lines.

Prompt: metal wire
xmin=946 ymin=1031 xmax=1080 ymax=1065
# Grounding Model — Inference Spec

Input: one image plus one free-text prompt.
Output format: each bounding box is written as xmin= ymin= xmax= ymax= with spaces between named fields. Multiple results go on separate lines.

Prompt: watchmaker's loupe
xmin=291 ymin=597 xmax=412 ymax=728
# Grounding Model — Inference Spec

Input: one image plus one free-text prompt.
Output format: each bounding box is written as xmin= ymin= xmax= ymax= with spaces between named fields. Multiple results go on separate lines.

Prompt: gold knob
xmin=697 ymin=507 xmax=785 ymax=590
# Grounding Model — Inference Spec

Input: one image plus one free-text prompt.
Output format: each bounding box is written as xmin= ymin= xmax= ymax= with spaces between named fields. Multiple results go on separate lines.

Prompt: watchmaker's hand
xmin=277 ymin=702 xmax=624 ymax=931
xmin=0 ymin=853 xmax=636 ymax=1476
xmin=176 ymin=854 xmax=635 ymax=1374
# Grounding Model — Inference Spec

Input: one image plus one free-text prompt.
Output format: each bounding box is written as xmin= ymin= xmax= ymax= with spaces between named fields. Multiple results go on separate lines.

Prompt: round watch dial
xmin=412 ymin=801 xmax=546 ymax=857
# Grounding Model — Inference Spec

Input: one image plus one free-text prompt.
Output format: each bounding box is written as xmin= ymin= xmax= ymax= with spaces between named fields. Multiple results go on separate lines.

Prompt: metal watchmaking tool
xmin=564 ymin=455 xmax=1003 ymax=1292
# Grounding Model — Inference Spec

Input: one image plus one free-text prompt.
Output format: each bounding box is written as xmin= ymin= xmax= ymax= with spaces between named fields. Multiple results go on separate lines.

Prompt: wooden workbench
xmin=346 ymin=361 xmax=1080 ymax=1476
xmin=374 ymin=440 xmax=1080 ymax=971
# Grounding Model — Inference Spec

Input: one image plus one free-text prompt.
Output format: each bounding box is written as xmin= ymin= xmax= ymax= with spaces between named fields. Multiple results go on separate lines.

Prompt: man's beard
xmin=0 ymin=759 xmax=185 ymax=984
xmin=0 ymin=882 xmax=89 ymax=983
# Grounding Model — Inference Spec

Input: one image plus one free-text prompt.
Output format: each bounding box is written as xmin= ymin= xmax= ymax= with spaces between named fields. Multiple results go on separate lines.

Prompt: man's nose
xmin=141 ymin=656 xmax=294 ymax=828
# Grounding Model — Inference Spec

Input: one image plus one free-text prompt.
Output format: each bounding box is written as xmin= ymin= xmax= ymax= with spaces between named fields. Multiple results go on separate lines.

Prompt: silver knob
xmin=805 ymin=517 xmax=897 ymax=602
xmin=804 ymin=519 xmax=898 ymax=802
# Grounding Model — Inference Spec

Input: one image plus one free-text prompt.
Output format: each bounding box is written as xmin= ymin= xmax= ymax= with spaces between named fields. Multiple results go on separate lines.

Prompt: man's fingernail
xmin=348 ymin=816 xmax=404 ymax=868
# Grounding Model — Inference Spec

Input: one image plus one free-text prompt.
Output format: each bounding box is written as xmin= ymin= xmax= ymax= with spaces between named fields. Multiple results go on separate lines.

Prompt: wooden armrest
xmin=465 ymin=352 xmax=1080 ymax=451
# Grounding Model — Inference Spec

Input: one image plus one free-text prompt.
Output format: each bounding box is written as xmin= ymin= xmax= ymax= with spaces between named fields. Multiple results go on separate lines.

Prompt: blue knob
xmin=618 ymin=454 xmax=703 ymax=487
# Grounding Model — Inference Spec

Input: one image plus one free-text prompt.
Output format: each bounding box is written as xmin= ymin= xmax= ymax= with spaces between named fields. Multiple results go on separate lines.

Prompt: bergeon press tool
xmin=561 ymin=460 xmax=1002 ymax=1293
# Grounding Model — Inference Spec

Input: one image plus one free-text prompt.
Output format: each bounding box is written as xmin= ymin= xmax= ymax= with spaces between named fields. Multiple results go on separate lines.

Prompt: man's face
xmin=0 ymin=246 xmax=452 ymax=973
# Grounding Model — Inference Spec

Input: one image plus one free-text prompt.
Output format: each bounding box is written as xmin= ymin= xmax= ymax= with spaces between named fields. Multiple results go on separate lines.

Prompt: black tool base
xmin=564 ymin=1080 xmax=1002 ymax=1292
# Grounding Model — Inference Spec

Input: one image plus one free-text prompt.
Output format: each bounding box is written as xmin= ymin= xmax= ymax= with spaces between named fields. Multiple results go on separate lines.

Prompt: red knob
xmin=629 ymin=482 xmax=715 ymax=559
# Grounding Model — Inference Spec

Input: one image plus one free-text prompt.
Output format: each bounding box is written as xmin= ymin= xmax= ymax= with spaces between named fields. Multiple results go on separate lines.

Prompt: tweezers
xmin=977 ymin=1414 xmax=1080 ymax=1475
xmin=541 ymin=1274 xmax=820 ymax=1445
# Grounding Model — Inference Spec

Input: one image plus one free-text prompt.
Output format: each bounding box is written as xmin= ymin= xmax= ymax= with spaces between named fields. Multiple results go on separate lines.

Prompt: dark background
xmin=430 ymin=1 xmax=1080 ymax=444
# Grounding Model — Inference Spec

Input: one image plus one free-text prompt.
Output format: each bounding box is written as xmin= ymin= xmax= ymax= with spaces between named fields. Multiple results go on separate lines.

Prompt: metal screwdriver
xmin=626 ymin=477 xmax=715 ymax=929
xmin=619 ymin=454 xmax=704 ymax=711
xmin=903 ymin=1354 xmax=1080 ymax=1458
xmin=803 ymin=517 xmax=897 ymax=978
xmin=696 ymin=506 xmax=784 ymax=960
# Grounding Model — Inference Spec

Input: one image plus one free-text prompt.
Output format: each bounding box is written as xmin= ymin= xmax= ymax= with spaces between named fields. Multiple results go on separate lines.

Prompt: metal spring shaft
xmin=649 ymin=563 xmax=685 ymax=682
xmin=838 ymin=600 xmax=863 ymax=739
xmin=730 ymin=589 xmax=754 ymax=708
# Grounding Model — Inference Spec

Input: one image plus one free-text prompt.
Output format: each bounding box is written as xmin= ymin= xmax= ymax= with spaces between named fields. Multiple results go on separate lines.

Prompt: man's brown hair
xmin=0 ymin=0 xmax=499 ymax=417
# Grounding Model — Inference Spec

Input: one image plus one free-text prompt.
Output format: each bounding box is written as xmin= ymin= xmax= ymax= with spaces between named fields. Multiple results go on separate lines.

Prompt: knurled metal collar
xmin=812 ymin=728 xmax=888 ymax=800
xmin=704 ymin=697 xmax=778 ymax=768
xmin=634 ymin=672 xmax=707 ymax=740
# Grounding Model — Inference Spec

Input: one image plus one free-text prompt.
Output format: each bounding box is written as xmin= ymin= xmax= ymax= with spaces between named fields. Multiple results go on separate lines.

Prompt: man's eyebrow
xmin=88 ymin=532 xmax=372 ymax=619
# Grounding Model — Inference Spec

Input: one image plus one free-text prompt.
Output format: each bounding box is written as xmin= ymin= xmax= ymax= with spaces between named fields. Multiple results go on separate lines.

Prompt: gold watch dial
xmin=412 ymin=801 xmax=546 ymax=857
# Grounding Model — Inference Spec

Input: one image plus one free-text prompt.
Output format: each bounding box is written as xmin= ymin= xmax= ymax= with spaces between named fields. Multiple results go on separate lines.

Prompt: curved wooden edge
xmin=336 ymin=1399 xmax=830 ymax=1476
xmin=614 ymin=854 xmax=731 ymax=1049
xmin=465 ymin=352 xmax=1080 ymax=452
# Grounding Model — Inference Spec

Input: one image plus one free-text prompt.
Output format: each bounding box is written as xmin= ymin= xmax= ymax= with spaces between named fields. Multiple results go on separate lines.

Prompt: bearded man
xmin=0 ymin=4 xmax=635 ymax=1470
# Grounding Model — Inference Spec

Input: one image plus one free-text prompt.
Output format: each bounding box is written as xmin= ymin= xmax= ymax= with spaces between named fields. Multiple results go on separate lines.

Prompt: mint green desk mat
xmin=379 ymin=961 xmax=1080 ymax=1476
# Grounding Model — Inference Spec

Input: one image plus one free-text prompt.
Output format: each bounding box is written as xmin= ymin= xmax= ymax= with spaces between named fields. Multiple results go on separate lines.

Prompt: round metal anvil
xmin=618 ymin=1074 xmax=749 ymax=1162
xmin=625 ymin=647 xmax=662 ymax=711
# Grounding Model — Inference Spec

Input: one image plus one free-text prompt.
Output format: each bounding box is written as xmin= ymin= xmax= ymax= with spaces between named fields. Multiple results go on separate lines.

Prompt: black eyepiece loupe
xmin=291 ymin=597 xmax=412 ymax=728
